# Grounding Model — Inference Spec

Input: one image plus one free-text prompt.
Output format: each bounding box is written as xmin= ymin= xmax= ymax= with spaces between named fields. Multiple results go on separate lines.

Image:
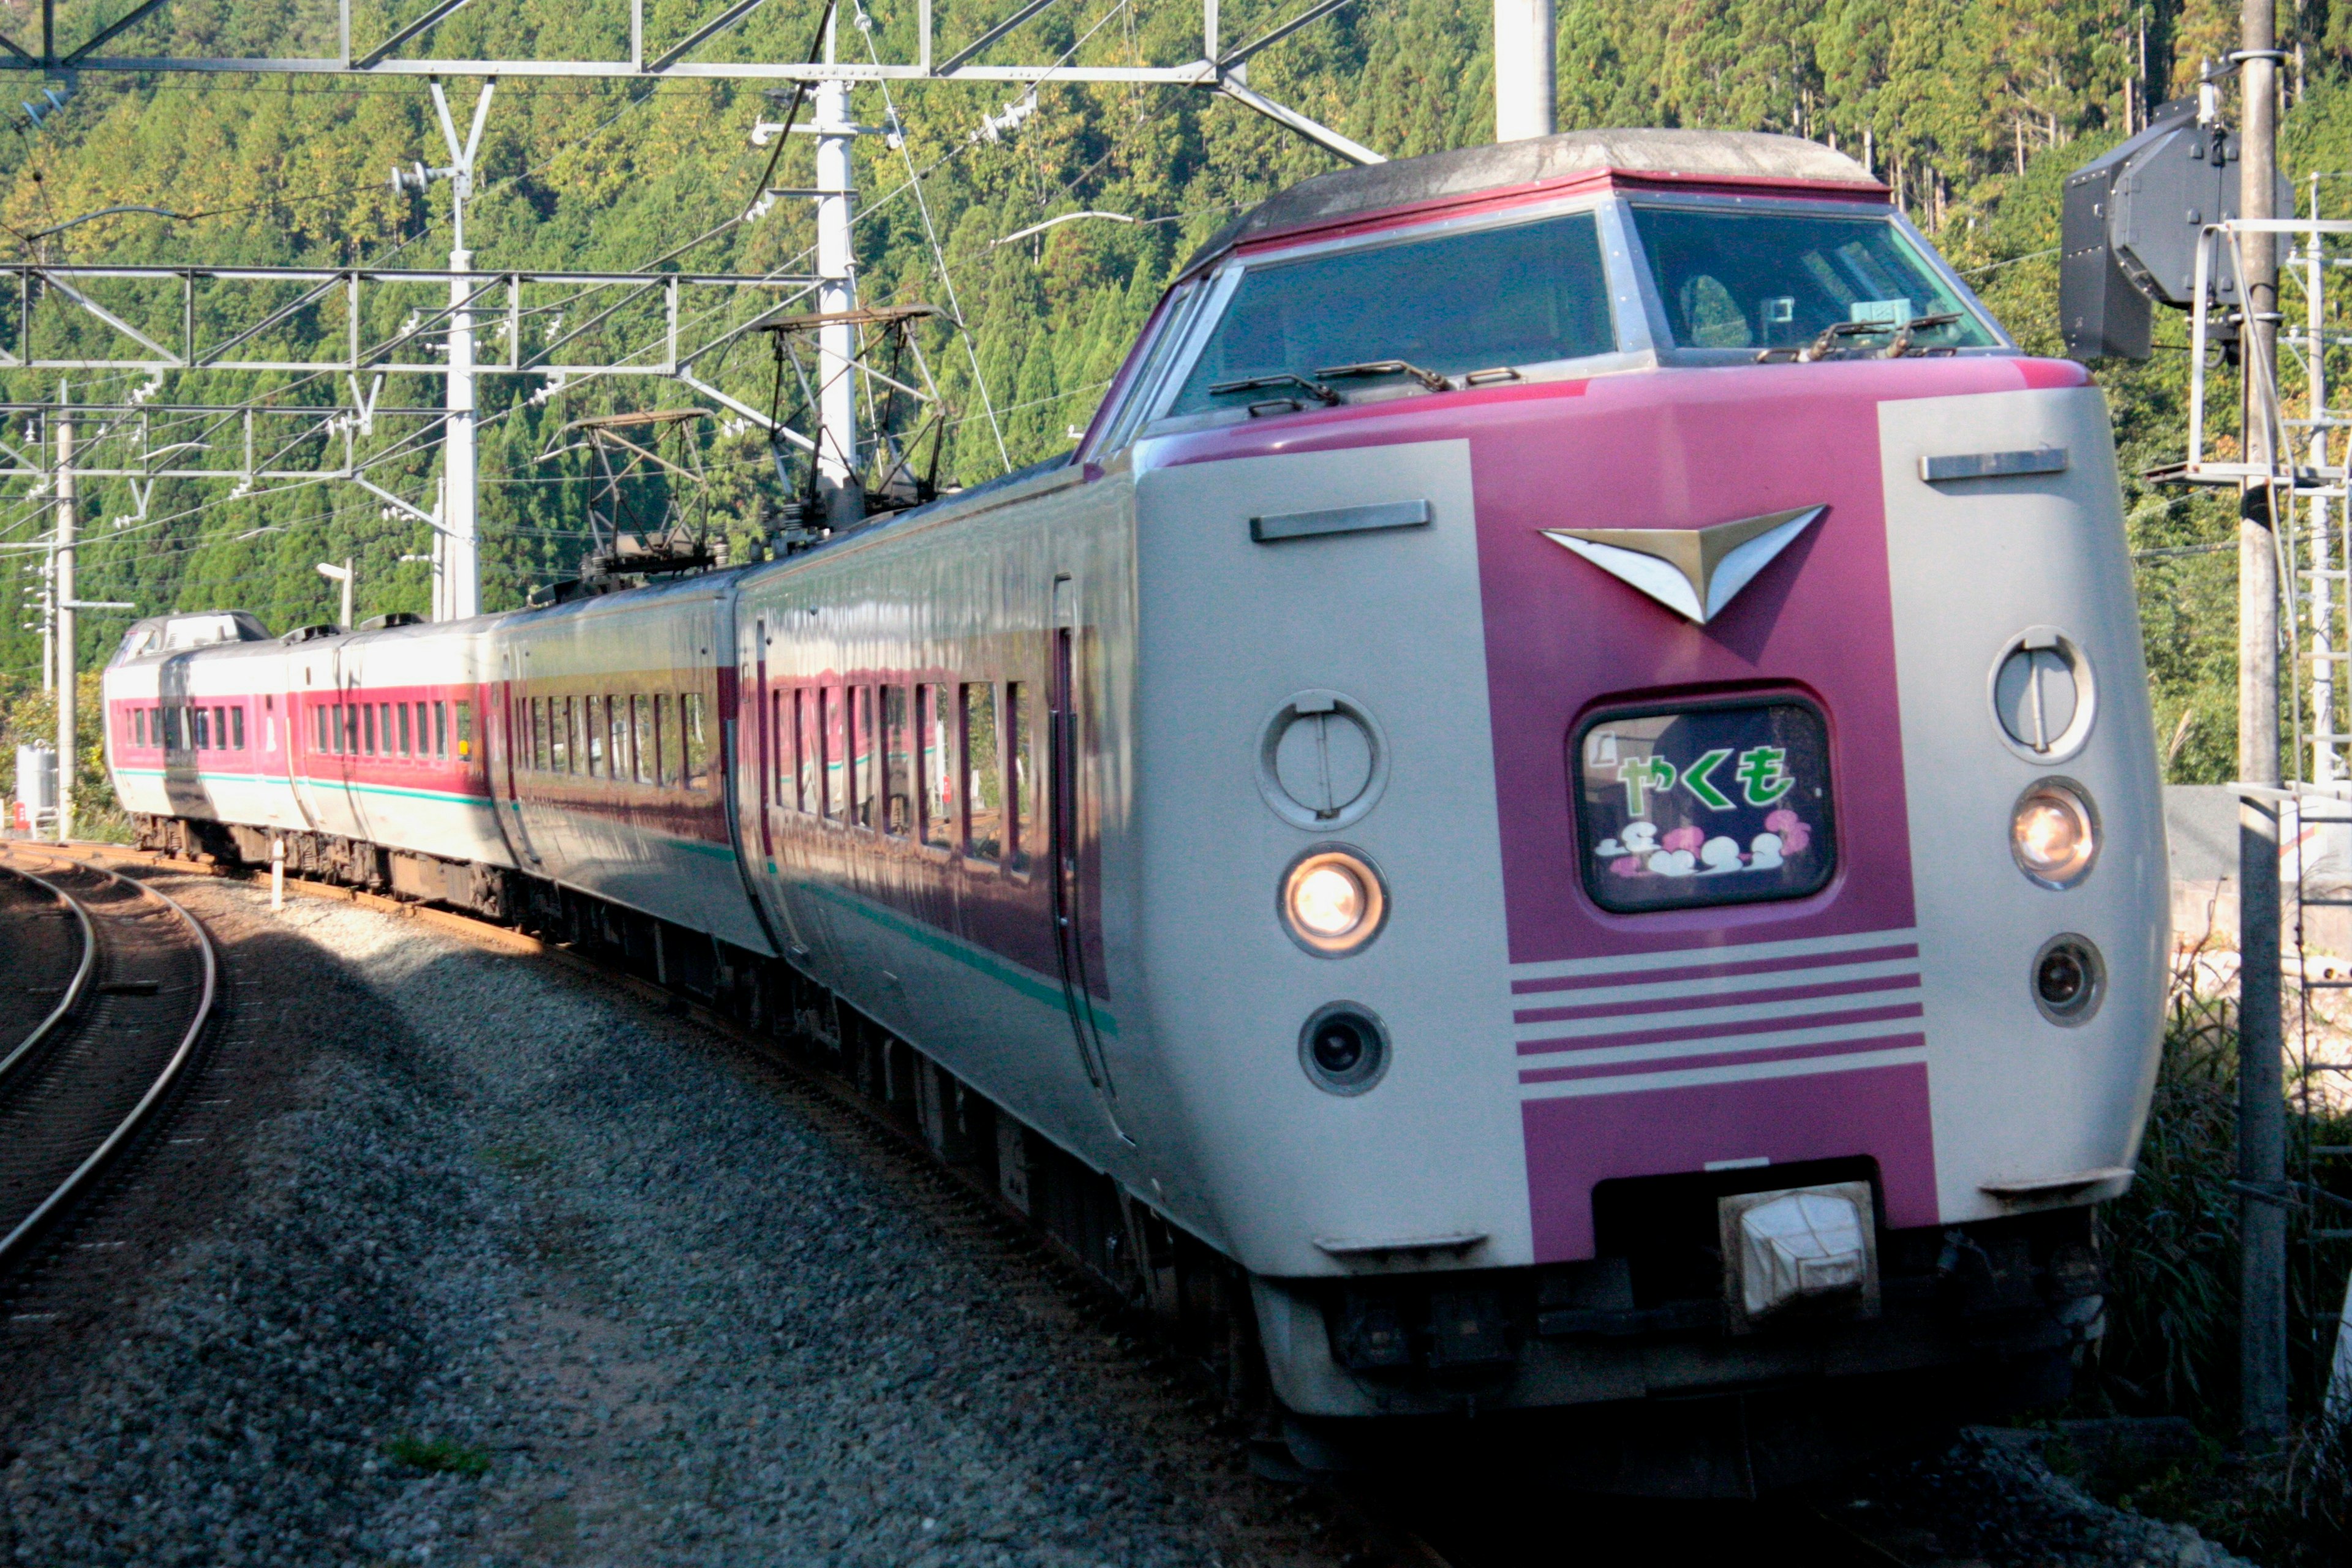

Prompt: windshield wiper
xmin=1754 ymin=313 xmax=1963 ymax=364
xmin=1207 ymin=372 xmax=1343 ymax=406
xmin=1316 ymin=359 xmax=1452 ymax=393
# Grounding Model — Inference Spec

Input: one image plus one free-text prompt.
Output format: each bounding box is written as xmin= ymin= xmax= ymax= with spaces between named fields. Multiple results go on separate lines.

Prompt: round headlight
xmin=2032 ymin=933 xmax=2106 ymax=1025
xmin=1298 ymin=1001 xmax=1390 ymax=1094
xmin=2011 ymin=780 xmax=2098 ymax=889
xmin=1280 ymin=846 xmax=1389 ymax=957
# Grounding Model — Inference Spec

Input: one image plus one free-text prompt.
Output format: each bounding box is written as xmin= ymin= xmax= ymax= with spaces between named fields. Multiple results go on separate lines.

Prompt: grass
xmin=2067 ymin=940 xmax=2352 ymax=1563
xmin=383 ymin=1434 xmax=492 ymax=1479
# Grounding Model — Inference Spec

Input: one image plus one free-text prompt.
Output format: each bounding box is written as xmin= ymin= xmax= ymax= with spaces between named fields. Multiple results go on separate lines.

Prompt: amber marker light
xmin=1280 ymin=846 xmax=1389 ymax=956
xmin=2011 ymin=780 xmax=2099 ymax=889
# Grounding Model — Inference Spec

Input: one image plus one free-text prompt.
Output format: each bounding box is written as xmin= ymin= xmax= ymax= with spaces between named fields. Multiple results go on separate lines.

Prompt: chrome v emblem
xmin=1539 ymin=505 xmax=1827 ymax=624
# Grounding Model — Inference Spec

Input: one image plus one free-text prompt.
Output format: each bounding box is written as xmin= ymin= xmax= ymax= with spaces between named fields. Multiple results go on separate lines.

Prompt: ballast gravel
xmin=0 ymin=866 xmax=2275 ymax=1567
xmin=1 ymin=876 xmax=1327 ymax=1568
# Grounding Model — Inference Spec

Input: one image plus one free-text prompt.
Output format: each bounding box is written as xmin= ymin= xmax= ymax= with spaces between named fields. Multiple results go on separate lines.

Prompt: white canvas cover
xmin=1733 ymin=1189 xmax=1869 ymax=1318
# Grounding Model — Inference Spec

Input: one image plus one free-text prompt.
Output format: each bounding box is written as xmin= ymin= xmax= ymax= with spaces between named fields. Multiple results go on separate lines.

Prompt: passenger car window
xmin=795 ymin=690 xmax=817 ymax=812
xmin=820 ymin=688 xmax=842 ymax=820
xmin=682 ymin=692 xmax=710 ymax=790
xmin=633 ymin=695 xmax=654 ymax=785
xmin=919 ymin=684 xmax=954 ymax=849
xmin=1007 ymin=682 xmax=1035 ymax=873
xmin=852 ymin=687 xmax=877 ymax=830
xmin=963 ymin=682 xmax=1001 ymax=861
xmin=1627 ymin=205 xmax=1998 ymax=355
xmin=883 ymin=685 xmax=911 ymax=836
xmin=454 ymin=699 xmax=472 ymax=761
xmin=435 ymin=700 xmax=449 ymax=760
xmin=398 ymin=703 xmax=413 ymax=757
xmin=232 ymin=707 xmax=246 ymax=750
xmin=1166 ymin=211 xmax=1616 ymax=418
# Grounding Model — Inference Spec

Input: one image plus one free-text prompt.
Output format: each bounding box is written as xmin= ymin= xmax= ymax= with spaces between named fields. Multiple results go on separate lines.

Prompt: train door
xmin=1049 ymin=575 xmax=1122 ymax=1129
xmin=284 ymin=671 xmax=322 ymax=832
xmin=495 ymin=648 xmax=543 ymax=870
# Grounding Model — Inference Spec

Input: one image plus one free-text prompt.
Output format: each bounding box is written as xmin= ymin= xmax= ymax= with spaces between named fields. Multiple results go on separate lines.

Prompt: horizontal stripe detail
xmin=1518 ymin=997 xmax=1925 ymax=1056
xmin=1521 ymin=1031 xmax=1926 ymax=1085
xmin=1518 ymin=1042 xmax=1929 ymax=1101
xmin=317 ymin=780 xmax=496 ymax=807
xmin=115 ymin=766 xmax=491 ymax=808
xmin=802 ymin=881 xmax=1120 ymax=1037
xmin=1516 ymin=970 xmax=1920 ymax=1025
xmin=1509 ymin=926 xmax=1918 ymax=983
xmin=1512 ymin=941 xmax=1921 ymax=997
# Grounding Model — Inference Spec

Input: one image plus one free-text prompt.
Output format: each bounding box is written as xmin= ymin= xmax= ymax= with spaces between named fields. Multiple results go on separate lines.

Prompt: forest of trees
xmin=0 ymin=0 xmax=2346 ymax=797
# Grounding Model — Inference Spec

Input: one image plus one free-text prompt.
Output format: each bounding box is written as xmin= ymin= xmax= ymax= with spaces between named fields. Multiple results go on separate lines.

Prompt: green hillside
xmin=0 ymin=0 xmax=2340 ymax=802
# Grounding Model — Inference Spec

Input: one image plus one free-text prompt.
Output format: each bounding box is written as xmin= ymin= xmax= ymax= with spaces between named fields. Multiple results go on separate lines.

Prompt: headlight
xmin=1280 ymin=846 xmax=1389 ymax=956
xmin=2011 ymin=780 xmax=2098 ymax=889
xmin=2032 ymin=933 xmax=2106 ymax=1025
xmin=1298 ymin=1001 xmax=1390 ymax=1094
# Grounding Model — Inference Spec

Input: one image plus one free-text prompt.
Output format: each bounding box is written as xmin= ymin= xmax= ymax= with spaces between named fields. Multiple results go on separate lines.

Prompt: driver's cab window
xmin=1163 ymin=210 xmax=1616 ymax=422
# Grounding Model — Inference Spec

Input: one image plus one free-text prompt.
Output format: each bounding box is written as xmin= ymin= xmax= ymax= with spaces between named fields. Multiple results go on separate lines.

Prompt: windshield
xmin=1165 ymin=209 xmax=1616 ymax=417
xmin=1629 ymin=205 xmax=1999 ymax=356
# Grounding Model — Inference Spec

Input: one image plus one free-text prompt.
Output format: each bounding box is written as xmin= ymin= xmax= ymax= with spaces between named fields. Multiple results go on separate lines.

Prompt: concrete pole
xmin=813 ymin=47 xmax=864 ymax=530
xmin=341 ymin=559 xmax=353 ymax=630
xmin=2310 ymin=175 xmax=2334 ymax=789
xmin=2237 ymin=0 xmax=2290 ymax=1449
xmin=445 ymin=239 xmax=480 ymax=619
xmin=52 ymin=397 xmax=72 ymax=843
xmin=1493 ymin=0 xmax=1556 ymax=141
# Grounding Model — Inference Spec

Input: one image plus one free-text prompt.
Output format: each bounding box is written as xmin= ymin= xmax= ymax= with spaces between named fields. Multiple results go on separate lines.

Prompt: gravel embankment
xmin=0 ymin=874 xmax=1337 ymax=1567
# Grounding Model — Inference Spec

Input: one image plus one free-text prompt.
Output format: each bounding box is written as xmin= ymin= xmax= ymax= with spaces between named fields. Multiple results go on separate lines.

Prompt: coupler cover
xmin=1718 ymin=1181 xmax=1880 ymax=1333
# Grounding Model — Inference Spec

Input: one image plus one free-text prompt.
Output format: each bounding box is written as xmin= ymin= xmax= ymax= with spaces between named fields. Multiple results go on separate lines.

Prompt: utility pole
xmin=813 ymin=18 xmax=865 ymax=531
xmin=52 ymin=393 xmax=72 ymax=842
xmin=317 ymin=559 xmax=353 ymax=629
xmin=430 ymin=80 xmax=491 ymax=620
xmin=1493 ymin=0 xmax=1556 ymax=141
xmin=2237 ymin=0 xmax=2291 ymax=1448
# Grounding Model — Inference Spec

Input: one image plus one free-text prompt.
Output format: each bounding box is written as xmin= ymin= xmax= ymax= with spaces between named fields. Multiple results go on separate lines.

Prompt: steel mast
xmin=813 ymin=13 xmax=865 ymax=530
xmin=1493 ymin=0 xmax=1555 ymax=140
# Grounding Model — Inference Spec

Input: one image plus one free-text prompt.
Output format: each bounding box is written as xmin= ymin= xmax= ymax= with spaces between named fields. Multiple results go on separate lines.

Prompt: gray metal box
xmin=2062 ymin=99 xmax=2288 ymax=360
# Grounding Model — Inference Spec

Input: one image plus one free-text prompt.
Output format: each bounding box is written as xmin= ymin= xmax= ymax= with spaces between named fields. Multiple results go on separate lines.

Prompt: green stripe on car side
xmin=802 ymin=880 xmax=1120 ymax=1036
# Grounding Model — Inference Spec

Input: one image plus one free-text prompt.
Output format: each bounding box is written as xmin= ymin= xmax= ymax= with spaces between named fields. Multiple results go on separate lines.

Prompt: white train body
xmin=101 ymin=130 xmax=2166 ymax=1492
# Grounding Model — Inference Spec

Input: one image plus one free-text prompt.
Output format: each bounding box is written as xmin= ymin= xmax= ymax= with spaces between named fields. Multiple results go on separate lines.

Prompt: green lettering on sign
xmin=1618 ymin=755 xmax=1678 ymax=817
xmin=1682 ymin=748 xmax=1734 ymax=810
xmin=1736 ymin=746 xmax=1794 ymax=806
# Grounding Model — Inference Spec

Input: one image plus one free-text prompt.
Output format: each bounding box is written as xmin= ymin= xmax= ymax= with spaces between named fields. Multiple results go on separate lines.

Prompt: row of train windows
xmin=767 ymin=682 xmax=1038 ymax=870
xmin=521 ymin=692 xmax=714 ymax=792
xmin=313 ymin=699 xmax=472 ymax=761
xmin=131 ymin=704 xmax=246 ymax=751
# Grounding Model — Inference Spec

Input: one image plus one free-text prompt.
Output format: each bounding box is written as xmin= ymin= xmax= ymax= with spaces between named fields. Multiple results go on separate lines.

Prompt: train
xmin=100 ymin=127 xmax=2167 ymax=1496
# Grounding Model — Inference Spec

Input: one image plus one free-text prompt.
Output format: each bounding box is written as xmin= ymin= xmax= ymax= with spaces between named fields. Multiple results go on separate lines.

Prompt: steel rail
xmin=0 ymin=850 xmax=219 ymax=1273
xmin=0 ymin=861 xmax=97 ymax=1082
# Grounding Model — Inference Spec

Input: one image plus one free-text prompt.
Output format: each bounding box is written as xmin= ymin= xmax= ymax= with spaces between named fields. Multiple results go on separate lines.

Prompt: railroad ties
xmin=0 ymin=848 xmax=219 ymax=1294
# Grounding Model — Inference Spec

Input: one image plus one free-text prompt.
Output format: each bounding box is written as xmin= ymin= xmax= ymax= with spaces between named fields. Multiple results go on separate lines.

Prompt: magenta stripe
xmin=1510 ymin=942 xmax=1921 ymax=996
xmin=1515 ymin=970 xmax=1920 ymax=1025
xmin=1516 ymin=1000 xmax=1926 ymax=1057
xmin=1519 ymin=1031 xmax=1928 ymax=1085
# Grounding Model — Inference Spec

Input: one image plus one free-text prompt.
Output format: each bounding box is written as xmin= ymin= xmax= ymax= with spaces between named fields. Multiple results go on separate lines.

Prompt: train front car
xmin=1109 ymin=130 xmax=2165 ymax=1489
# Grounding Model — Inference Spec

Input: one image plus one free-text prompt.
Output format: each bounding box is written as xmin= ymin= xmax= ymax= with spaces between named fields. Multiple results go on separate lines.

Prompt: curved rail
xmin=0 ymin=861 xmax=99 ymax=1081
xmin=0 ymin=850 xmax=219 ymax=1273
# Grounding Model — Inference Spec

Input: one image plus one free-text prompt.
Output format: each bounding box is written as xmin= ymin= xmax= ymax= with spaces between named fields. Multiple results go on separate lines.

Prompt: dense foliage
xmin=0 ymin=0 xmax=2341 ymax=791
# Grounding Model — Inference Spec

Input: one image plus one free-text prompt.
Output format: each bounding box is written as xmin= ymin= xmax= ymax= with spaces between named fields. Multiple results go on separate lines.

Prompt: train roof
xmin=1180 ymin=129 xmax=1882 ymax=277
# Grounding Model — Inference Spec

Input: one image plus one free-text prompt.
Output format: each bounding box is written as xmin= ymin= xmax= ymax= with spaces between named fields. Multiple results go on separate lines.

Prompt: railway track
xmin=0 ymin=846 xmax=218 ymax=1277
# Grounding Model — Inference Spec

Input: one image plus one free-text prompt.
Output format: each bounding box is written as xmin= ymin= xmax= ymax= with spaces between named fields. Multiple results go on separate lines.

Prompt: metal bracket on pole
xmin=1211 ymin=75 xmax=1382 ymax=165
